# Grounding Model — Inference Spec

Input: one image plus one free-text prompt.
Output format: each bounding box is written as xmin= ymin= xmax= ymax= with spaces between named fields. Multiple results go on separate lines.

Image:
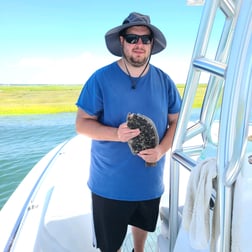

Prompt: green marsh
xmin=0 ymin=84 xmax=206 ymax=115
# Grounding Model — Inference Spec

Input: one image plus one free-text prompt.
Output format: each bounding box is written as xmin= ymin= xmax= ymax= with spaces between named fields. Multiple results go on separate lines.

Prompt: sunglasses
xmin=123 ymin=34 xmax=153 ymax=45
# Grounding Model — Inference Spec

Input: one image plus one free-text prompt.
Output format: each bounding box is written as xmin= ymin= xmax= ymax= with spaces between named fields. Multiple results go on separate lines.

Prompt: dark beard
xmin=126 ymin=55 xmax=149 ymax=67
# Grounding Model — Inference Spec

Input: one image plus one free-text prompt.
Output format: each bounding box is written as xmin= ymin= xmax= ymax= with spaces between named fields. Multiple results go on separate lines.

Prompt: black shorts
xmin=92 ymin=193 xmax=161 ymax=252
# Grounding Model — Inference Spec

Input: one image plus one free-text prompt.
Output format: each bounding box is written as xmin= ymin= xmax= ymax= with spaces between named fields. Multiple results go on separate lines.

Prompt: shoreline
xmin=0 ymin=85 xmax=82 ymax=116
xmin=0 ymin=84 xmax=206 ymax=116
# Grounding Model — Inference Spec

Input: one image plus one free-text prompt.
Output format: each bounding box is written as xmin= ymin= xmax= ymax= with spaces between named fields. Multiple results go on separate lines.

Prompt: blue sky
xmin=0 ymin=1 xmax=209 ymax=84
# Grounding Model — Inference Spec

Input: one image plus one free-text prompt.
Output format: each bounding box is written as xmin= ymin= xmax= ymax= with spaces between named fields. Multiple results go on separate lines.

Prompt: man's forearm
xmin=76 ymin=117 xmax=119 ymax=141
xmin=158 ymin=120 xmax=178 ymax=156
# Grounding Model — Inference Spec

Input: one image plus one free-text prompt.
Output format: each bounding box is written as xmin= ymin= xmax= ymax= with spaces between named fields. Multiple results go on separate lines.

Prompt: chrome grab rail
xmin=172 ymin=150 xmax=197 ymax=171
xmin=193 ymin=57 xmax=226 ymax=77
xmin=168 ymin=0 xmax=244 ymax=251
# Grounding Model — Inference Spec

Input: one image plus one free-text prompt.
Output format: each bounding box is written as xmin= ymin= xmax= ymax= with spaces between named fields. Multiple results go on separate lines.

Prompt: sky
xmin=0 ymin=0 xmax=214 ymax=85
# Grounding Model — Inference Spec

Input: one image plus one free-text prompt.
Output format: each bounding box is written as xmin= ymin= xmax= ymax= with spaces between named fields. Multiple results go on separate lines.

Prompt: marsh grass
xmin=0 ymin=85 xmax=82 ymax=115
xmin=0 ymin=84 xmax=206 ymax=115
xmin=177 ymin=83 xmax=207 ymax=108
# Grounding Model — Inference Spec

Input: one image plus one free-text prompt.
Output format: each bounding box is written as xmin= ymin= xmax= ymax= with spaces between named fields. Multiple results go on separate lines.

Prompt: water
xmin=0 ymin=113 xmax=77 ymax=209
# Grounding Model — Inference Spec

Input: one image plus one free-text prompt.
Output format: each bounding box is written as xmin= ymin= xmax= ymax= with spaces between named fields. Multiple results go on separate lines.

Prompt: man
xmin=75 ymin=12 xmax=181 ymax=252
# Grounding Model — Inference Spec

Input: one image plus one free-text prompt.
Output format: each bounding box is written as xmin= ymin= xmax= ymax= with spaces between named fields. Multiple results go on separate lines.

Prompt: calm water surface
xmin=0 ymin=113 xmax=76 ymax=209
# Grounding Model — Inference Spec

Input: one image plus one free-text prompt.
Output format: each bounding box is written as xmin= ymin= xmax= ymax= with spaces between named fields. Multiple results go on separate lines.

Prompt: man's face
xmin=120 ymin=26 xmax=153 ymax=67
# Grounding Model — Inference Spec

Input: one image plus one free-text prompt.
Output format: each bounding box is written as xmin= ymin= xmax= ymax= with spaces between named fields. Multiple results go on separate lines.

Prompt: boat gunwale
xmin=3 ymin=139 xmax=70 ymax=251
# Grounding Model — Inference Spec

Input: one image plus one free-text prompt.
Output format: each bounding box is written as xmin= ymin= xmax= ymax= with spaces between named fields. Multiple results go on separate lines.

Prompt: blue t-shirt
xmin=76 ymin=61 xmax=181 ymax=201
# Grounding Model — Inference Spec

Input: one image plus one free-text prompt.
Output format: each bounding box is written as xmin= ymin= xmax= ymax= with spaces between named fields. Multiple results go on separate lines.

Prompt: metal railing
xmin=167 ymin=0 xmax=252 ymax=251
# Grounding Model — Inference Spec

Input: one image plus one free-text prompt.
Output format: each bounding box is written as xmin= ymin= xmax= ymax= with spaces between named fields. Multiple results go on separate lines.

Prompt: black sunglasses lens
xmin=141 ymin=35 xmax=152 ymax=44
xmin=125 ymin=35 xmax=138 ymax=44
xmin=124 ymin=34 xmax=152 ymax=44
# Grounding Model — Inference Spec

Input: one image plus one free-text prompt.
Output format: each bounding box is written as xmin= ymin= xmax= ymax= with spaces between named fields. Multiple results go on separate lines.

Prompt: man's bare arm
xmin=158 ymin=112 xmax=179 ymax=155
xmin=75 ymin=108 xmax=140 ymax=142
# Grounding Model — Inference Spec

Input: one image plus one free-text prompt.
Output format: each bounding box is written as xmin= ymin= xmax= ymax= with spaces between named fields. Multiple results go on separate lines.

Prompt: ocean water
xmin=0 ymin=113 xmax=77 ymax=209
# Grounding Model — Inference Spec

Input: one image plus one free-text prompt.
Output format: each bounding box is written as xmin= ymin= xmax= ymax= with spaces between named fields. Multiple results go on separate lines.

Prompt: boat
xmin=1 ymin=0 xmax=252 ymax=251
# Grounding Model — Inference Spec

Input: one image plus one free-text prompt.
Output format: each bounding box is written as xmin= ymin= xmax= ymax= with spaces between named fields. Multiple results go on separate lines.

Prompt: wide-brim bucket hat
xmin=105 ymin=12 xmax=167 ymax=57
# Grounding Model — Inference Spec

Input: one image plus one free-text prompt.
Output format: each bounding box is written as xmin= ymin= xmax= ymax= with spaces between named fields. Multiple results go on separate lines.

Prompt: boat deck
xmin=1 ymin=129 xmax=252 ymax=252
xmin=122 ymin=226 xmax=161 ymax=252
xmin=0 ymin=135 xmax=174 ymax=252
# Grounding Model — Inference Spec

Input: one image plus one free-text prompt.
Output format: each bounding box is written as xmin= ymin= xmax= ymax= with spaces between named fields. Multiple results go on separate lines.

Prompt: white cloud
xmin=0 ymin=52 xmax=116 ymax=84
xmin=0 ymin=51 xmax=199 ymax=85
xmin=151 ymin=54 xmax=191 ymax=84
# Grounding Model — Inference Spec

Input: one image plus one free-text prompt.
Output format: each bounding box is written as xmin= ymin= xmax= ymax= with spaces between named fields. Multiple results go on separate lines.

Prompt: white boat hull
xmin=0 ymin=135 xmax=97 ymax=251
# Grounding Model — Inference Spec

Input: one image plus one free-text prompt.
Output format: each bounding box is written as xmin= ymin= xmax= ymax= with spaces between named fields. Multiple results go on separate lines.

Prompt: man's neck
xmin=118 ymin=58 xmax=149 ymax=78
